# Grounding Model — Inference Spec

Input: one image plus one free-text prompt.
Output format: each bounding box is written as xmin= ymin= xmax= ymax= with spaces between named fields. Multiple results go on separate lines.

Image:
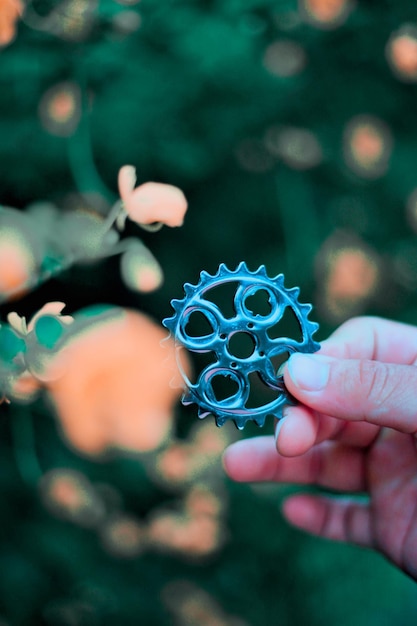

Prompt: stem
xmin=274 ymin=168 xmax=321 ymax=287
xmin=11 ymin=406 xmax=43 ymax=486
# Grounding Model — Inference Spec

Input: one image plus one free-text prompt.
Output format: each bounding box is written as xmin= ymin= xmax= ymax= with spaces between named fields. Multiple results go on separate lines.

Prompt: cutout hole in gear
xmin=185 ymin=310 xmax=214 ymax=338
xmin=244 ymin=288 xmax=272 ymax=317
xmin=267 ymin=306 xmax=303 ymax=342
xmin=245 ymin=371 xmax=283 ymax=410
xmin=210 ymin=373 xmax=240 ymax=403
xmin=202 ymin=281 xmax=240 ymax=319
xmin=270 ymin=351 xmax=291 ymax=377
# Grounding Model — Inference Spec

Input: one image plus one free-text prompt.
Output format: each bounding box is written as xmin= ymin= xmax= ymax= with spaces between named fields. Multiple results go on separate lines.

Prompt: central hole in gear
xmin=228 ymin=332 xmax=255 ymax=359
xmin=210 ymin=373 xmax=239 ymax=403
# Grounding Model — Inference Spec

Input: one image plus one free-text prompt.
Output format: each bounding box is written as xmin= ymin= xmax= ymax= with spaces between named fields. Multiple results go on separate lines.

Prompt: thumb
xmin=283 ymin=353 xmax=417 ymax=434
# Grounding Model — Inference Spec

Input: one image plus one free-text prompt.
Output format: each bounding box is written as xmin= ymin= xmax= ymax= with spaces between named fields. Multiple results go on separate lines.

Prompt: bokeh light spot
xmin=343 ymin=115 xmax=392 ymax=179
xmin=386 ymin=26 xmax=417 ymax=82
xmin=38 ymin=82 xmax=81 ymax=137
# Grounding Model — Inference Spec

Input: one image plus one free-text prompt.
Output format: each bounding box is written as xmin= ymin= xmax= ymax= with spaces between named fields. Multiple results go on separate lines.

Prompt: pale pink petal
xmin=27 ymin=301 xmax=72 ymax=332
xmin=124 ymin=182 xmax=188 ymax=227
xmin=120 ymin=244 xmax=163 ymax=293
xmin=0 ymin=232 xmax=37 ymax=297
xmin=7 ymin=311 xmax=27 ymax=335
xmin=118 ymin=165 xmax=137 ymax=202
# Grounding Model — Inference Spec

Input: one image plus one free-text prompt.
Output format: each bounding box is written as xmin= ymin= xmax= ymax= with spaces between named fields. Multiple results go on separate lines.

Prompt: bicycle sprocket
xmin=163 ymin=262 xmax=320 ymax=429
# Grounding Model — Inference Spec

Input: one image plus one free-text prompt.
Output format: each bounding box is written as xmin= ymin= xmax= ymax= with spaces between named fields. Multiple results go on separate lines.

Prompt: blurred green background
xmin=1 ymin=0 xmax=417 ymax=624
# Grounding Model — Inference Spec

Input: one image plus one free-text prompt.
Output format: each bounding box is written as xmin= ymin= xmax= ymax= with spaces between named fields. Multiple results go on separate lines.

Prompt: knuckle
xmin=356 ymin=360 xmax=392 ymax=414
xmin=337 ymin=315 xmax=381 ymax=335
xmin=329 ymin=316 xmax=383 ymax=359
xmin=355 ymin=360 xmax=417 ymax=425
xmin=317 ymin=500 xmax=333 ymax=537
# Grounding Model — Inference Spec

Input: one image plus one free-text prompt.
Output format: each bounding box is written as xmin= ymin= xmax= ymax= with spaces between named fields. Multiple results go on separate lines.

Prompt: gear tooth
xmin=182 ymin=391 xmax=194 ymax=406
xmin=199 ymin=270 xmax=208 ymax=281
xmin=162 ymin=315 xmax=176 ymax=333
xmin=235 ymin=261 xmax=248 ymax=275
xmin=215 ymin=414 xmax=226 ymax=427
xmin=254 ymin=416 xmax=266 ymax=428
xmin=311 ymin=321 xmax=320 ymax=334
xmin=199 ymin=269 xmax=212 ymax=284
xmin=217 ymin=262 xmax=229 ymax=276
xmin=288 ymin=286 xmax=300 ymax=298
xmin=272 ymin=273 xmax=284 ymax=286
xmin=183 ymin=282 xmax=195 ymax=296
xmin=300 ymin=302 xmax=313 ymax=312
xmin=170 ymin=298 xmax=186 ymax=313
xmin=233 ymin=419 xmax=246 ymax=431
xmin=255 ymin=264 xmax=268 ymax=277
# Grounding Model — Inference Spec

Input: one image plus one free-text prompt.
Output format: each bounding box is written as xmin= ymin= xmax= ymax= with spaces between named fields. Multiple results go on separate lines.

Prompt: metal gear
xmin=163 ymin=262 xmax=320 ymax=429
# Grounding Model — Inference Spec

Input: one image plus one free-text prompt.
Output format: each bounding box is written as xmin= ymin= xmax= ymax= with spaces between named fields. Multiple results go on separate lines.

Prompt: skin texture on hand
xmin=223 ymin=316 xmax=417 ymax=580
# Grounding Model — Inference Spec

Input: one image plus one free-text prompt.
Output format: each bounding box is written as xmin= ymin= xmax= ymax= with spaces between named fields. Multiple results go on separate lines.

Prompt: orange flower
xmin=386 ymin=27 xmax=417 ymax=82
xmin=44 ymin=307 xmax=190 ymax=456
xmin=315 ymin=232 xmax=381 ymax=322
xmin=0 ymin=0 xmax=23 ymax=47
xmin=343 ymin=115 xmax=392 ymax=179
xmin=155 ymin=443 xmax=194 ymax=484
xmin=150 ymin=420 xmax=235 ymax=487
xmin=39 ymin=468 xmax=105 ymax=527
xmin=162 ymin=581 xmax=244 ymax=626
xmin=326 ymin=247 xmax=379 ymax=300
xmin=99 ymin=514 xmax=147 ymax=558
xmin=299 ymin=0 xmax=354 ymax=28
xmin=0 ymin=224 xmax=40 ymax=301
xmin=148 ymin=509 xmax=223 ymax=558
xmin=38 ymin=82 xmax=81 ymax=137
xmin=185 ymin=484 xmax=224 ymax=518
xmin=117 ymin=165 xmax=188 ymax=228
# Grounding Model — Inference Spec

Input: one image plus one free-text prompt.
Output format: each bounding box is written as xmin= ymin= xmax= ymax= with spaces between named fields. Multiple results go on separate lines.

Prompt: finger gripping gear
xmin=163 ymin=263 xmax=320 ymax=429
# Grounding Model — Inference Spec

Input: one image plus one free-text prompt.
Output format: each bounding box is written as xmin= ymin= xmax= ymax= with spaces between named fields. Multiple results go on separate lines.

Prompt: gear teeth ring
xmin=163 ymin=263 xmax=320 ymax=430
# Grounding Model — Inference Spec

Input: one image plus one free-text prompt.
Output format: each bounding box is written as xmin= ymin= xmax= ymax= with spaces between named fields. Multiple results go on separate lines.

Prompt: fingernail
xmin=287 ymin=353 xmax=330 ymax=391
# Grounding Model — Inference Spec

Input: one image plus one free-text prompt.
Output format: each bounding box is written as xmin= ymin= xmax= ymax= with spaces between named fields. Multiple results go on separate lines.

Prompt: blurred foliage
xmin=1 ymin=0 xmax=417 ymax=624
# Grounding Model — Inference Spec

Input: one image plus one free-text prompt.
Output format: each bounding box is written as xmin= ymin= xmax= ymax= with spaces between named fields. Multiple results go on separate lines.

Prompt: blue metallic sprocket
xmin=163 ymin=262 xmax=320 ymax=430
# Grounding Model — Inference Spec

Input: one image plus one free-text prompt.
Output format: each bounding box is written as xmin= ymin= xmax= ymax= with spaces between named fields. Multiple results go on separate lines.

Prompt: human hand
xmin=223 ymin=316 xmax=417 ymax=580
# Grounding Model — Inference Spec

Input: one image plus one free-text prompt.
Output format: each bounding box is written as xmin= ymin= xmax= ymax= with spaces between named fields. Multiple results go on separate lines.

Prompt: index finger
xmin=319 ymin=316 xmax=417 ymax=365
xmin=223 ymin=435 xmax=367 ymax=492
